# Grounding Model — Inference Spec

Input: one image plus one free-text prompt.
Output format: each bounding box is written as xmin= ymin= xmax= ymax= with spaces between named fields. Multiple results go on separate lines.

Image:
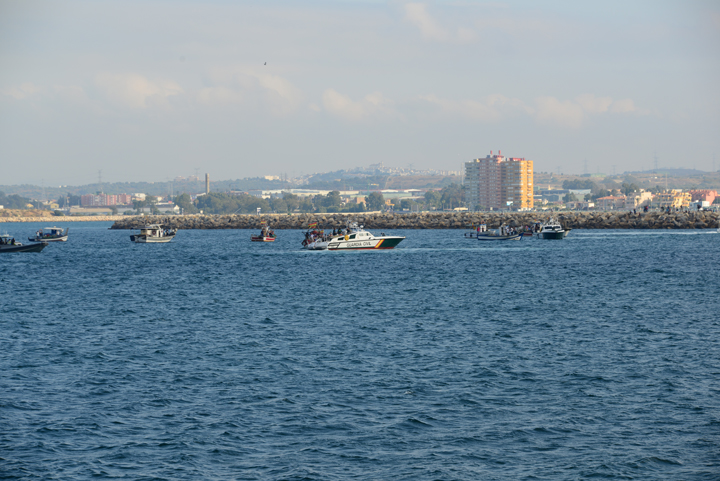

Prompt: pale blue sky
xmin=1 ymin=0 xmax=718 ymax=185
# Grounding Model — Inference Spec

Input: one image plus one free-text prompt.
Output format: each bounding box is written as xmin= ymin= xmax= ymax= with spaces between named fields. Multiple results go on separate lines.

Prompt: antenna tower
xmin=583 ymin=159 xmax=588 ymax=175
xmin=98 ymin=170 xmax=103 ymax=193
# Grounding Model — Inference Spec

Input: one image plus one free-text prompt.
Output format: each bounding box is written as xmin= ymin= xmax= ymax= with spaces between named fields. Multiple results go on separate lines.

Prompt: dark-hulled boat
xmin=0 ymin=234 xmax=48 ymax=253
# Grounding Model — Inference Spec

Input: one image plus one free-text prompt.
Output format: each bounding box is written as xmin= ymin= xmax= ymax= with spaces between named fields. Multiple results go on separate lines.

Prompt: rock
xmin=108 ymin=211 xmax=720 ymax=231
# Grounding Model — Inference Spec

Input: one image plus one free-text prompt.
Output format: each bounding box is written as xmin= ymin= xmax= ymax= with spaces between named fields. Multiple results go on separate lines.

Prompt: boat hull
xmin=305 ymin=240 xmax=328 ymax=250
xmin=251 ymin=236 xmax=276 ymax=242
xmin=131 ymin=235 xmax=174 ymax=243
xmin=28 ymin=236 xmax=68 ymax=242
xmin=327 ymin=236 xmax=404 ymax=250
xmin=0 ymin=242 xmax=48 ymax=253
xmin=539 ymin=231 xmax=565 ymax=239
xmin=476 ymin=234 xmax=523 ymax=241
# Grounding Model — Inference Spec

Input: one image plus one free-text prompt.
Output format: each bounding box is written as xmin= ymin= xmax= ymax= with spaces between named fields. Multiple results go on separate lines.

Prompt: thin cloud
xmin=610 ymin=98 xmax=637 ymax=113
xmin=322 ymin=89 xmax=398 ymax=121
xmin=198 ymin=67 xmax=304 ymax=117
xmin=419 ymin=92 xmax=641 ymax=128
xmin=534 ymin=94 xmax=642 ymax=128
xmin=403 ymin=3 xmax=476 ymax=43
xmin=1 ymin=83 xmax=43 ymax=100
xmin=575 ymin=94 xmax=614 ymax=114
xmin=534 ymin=96 xmax=585 ymax=128
xmin=95 ymin=73 xmax=183 ymax=110
xmin=420 ymin=93 xmax=532 ymax=121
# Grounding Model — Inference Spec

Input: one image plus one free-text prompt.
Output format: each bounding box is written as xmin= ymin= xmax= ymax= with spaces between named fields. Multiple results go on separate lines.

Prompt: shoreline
xmin=106 ymin=211 xmax=720 ymax=230
xmin=0 ymin=216 xmax=125 ymax=223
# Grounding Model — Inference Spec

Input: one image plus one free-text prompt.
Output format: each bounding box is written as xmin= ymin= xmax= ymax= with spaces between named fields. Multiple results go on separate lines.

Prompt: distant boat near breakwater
xmin=109 ymin=211 xmax=720 ymax=231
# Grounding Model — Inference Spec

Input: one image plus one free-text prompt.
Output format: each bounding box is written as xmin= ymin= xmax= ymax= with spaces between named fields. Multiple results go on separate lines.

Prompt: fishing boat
xmin=130 ymin=225 xmax=177 ymax=243
xmin=251 ymin=223 xmax=276 ymax=242
xmin=465 ymin=223 xmax=526 ymax=241
xmin=536 ymin=219 xmax=570 ymax=239
xmin=0 ymin=234 xmax=47 ymax=253
xmin=28 ymin=227 xmax=69 ymax=242
xmin=476 ymin=226 xmax=523 ymax=241
xmin=326 ymin=222 xmax=404 ymax=251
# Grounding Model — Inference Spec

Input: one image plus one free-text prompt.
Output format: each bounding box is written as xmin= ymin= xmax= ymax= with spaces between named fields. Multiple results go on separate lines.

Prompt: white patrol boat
xmin=130 ymin=225 xmax=177 ymax=243
xmin=326 ymin=222 xmax=404 ymax=251
xmin=536 ymin=219 xmax=570 ymax=239
xmin=28 ymin=227 xmax=69 ymax=242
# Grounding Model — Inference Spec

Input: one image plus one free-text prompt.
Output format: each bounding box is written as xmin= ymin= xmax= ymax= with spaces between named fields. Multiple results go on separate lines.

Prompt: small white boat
xmin=326 ymin=222 xmax=404 ymax=251
xmin=473 ymin=225 xmax=523 ymax=241
xmin=28 ymin=227 xmax=69 ymax=242
xmin=536 ymin=219 xmax=570 ymax=239
xmin=252 ymin=225 xmax=276 ymax=242
xmin=130 ymin=225 xmax=177 ymax=243
xmin=305 ymin=238 xmax=329 ymax=250
xmin=252 ymin=235 xmax=277 ymax=242
xmin=476 ymin=232 xmax=523 ymax=241
xmin=302 ymin=225 xmax=328 ymax=250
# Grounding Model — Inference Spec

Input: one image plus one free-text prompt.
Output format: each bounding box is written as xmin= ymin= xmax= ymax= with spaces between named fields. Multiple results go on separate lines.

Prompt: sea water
xmin=1 ymin=223 xmax=719 ymax=480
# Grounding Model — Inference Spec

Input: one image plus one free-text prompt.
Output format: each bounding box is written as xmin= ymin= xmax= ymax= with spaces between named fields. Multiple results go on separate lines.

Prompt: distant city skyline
xmin=1 ymin=0 xmax=718 ymax=185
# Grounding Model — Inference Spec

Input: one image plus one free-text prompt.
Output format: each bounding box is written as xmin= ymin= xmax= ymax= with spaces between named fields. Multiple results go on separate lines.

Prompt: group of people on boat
xmin=0 ymin=236 xmax=17 ymax=245
xmin=497 ymin=225 xmax=522 ymax=236
xmin=302 ymin=229 xmax=328 ymax=245
xmin=473 ymin=224 xmax=538 ymax=236
xmin=259 ymin=225 xmax=275 ymax=238
xmin=302 ymin=225 xmax=357 ymax=244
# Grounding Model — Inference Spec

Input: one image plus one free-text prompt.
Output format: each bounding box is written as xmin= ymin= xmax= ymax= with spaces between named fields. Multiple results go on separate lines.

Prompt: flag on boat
xmin=308 ymin=222 xmax=317 ymax=228
xmin=260 ymin=220 xmax=267 ymax=225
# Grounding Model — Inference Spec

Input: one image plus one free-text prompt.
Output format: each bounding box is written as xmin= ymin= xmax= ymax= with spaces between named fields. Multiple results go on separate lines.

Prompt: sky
xmin=1 ymin=0 xmax=719 ymax=186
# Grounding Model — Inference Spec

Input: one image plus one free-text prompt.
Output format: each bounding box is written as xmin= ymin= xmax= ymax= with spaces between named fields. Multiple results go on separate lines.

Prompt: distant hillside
xmin=535 ymin=170 xmax=720 ymax=191
xmin=0 ymin=172 xmax=462 ymax=200
xmin=303 ymin=174 xmax=460 ymax=191
xmin=0 ymin=178 xmax=292 ymax=200
xmin=626 ymin=168 xmax=712 ymax=177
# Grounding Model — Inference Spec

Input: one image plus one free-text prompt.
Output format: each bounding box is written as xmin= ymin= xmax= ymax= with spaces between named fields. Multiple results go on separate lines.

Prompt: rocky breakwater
xmin=110 ymin=211 xmax=720 ymax=230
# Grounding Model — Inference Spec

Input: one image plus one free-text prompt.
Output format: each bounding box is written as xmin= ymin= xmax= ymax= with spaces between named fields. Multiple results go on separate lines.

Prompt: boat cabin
xmin=0 ymin=234 xmax=17 ymax=245
xmin=346 ymin=231 xmax=373 ymax=240
xmin=38 ymin=227 xmax=65 ymax=237
xmin=140 ymin=225 xmax=163 ymax=236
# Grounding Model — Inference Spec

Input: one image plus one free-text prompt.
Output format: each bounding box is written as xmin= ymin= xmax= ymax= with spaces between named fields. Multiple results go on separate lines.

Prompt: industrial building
xmin=464 ymin=151 xmax=533 ymax=210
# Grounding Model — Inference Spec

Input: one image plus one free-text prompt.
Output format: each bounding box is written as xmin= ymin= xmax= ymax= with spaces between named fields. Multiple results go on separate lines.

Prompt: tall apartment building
xmin=464 ymin=151 xmax=533 ymax=210
xmin=80 ymin=193 xmax=133 ymax=206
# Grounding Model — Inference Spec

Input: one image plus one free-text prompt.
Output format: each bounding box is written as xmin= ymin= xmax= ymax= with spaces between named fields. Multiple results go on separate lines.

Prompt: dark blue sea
xmin=1 ymin=222 xmax=719 ymax=480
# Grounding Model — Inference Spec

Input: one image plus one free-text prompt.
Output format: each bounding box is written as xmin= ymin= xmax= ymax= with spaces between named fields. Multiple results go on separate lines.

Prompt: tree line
xmin=0 ymin=191 xmax=32 ymax=210
xmin=170 ymin=183 xmax=466 ymax=215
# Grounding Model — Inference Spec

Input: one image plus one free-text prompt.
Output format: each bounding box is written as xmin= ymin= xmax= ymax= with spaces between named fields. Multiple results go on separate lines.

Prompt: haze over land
xmin=1 ymin=0 xmax=718 ymax=186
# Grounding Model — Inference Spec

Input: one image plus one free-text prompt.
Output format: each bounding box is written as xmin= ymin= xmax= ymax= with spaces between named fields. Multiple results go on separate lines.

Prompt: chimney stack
xmin=205 ymin=173 xmax=210 ymax=194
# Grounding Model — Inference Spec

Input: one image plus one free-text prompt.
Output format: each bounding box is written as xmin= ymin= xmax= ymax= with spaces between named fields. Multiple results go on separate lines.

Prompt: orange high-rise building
xmin=465 ymin=151 xmax=534 ymax=210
